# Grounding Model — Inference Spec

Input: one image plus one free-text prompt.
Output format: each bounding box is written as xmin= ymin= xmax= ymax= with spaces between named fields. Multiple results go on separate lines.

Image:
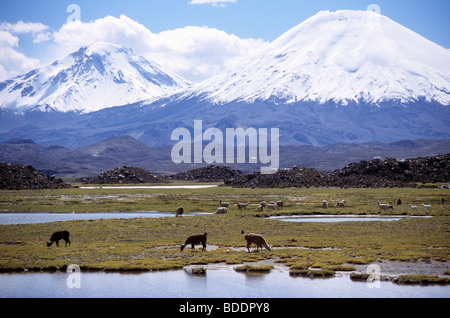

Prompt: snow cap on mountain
xmin=190 ymin=10 xmax=450 ymax=105
xmin=0 ymin=42 xmax=191 ymax=113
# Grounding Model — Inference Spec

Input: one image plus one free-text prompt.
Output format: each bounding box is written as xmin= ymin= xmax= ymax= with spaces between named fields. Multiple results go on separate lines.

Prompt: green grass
xmin=0 ymin=185 xmax=448 ymax=274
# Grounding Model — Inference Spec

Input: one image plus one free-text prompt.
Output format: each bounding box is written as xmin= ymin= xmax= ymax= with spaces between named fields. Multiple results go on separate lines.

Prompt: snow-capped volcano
xmin=0 ymin=42 xmax=191 ymax=113
xmin=189 ymin=10 xmax=450 ymax=105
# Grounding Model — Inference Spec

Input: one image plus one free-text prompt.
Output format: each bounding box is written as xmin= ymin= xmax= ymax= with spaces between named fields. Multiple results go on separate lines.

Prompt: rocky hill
xmin=224 ymin=154 xmax=450 ymax=188
xmin=76 ymin=166 xmax=168 ymax=185
xmin=0 ymin=163 xmax=71 ymax=190
xmin=168 ymin=165 xmax=245 ymax=182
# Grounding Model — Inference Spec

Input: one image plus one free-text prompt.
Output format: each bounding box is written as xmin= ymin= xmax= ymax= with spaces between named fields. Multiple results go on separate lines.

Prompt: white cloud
xmin=52 ymin=15 xmax=267 ymax=82
xmin=0 ymin=30 xmax=41 ymax=81
xmin=189 ymin=0 xmax=237 ymax=7
xmin=0 ymin=21 xmax=52 ymax=43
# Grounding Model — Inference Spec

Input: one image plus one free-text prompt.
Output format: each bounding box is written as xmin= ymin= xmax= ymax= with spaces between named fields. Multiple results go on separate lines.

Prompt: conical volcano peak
xmin=191 ymin=9 xmax=450 ymax=106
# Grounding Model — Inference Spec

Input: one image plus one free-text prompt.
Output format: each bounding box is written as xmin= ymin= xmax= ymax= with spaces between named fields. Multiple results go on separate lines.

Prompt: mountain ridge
xmin=1 ymin=136 xmax=449 ymax=178
xmin=0 ymin=42 xmax=191 ymax=113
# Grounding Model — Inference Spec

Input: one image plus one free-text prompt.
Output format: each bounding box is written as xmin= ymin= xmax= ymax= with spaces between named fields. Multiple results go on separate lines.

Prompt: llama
xmin=47 ymin=230 xmax=70 ymax=247
xmin=276 ymin=201 xmax=283 ymax=208
xmin=175 ymin=206 xmax=184 ymax=217
xmin=335 ymin=200 xmax=346 ymax=208
xmin=376 ymin=201 xmax=389 ymax=213
xmin=214 ymin=207 xmax=228 ymax=214
xmin=244 ymin=233 xmax=271 ymax=252
xmin=322 ymin=200 xmax=328 ymax=208
xmin=395 ymin=198 xmax=402 ymax=206
xmin=262 ymin=201 xmax=278 ymax=210
xmin=180 ymin=233 xmax=207 ymax=252
xmin=237 ymin=201 xmax=250 ymax=210
xmin=422 ymin=203 xmax=431 ymax=213
xmin=409 ymin=204 xmax=418 ymax=213
xmin=219 ymin=200 xmax=230 ymax=208
xmin=257 ymin=204 xmax=264 ymax=212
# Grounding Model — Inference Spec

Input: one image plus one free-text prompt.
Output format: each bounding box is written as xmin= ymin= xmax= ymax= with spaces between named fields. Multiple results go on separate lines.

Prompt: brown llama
xmin=180 ymin=233 xmax=208 ymax=252
xmin=244 ymin=233 xmax=271 ymax=252
xmin=175 ymin=206 xmax=184 ymax=217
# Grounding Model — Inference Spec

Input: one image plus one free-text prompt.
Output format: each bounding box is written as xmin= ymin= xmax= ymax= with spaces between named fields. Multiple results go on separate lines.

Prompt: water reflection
xmin=0 ymin=269 xmax=448 ymax=298
xmin=0 ymin=212 xmax=211 ymax=225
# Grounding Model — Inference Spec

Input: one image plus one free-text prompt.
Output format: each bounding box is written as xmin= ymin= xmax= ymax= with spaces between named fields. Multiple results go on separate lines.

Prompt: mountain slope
xmin=0 ymin=42 xmax=190 ymax=113
xmin=186 ymin=10 xmax=450 ymax=105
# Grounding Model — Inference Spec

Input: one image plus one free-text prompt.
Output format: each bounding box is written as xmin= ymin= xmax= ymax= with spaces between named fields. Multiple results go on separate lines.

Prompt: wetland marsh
xmin=0 ymin=184 xmax=449 ymax=292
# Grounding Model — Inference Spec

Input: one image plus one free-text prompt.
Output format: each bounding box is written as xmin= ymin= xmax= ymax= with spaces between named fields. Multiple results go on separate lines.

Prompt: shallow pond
xmin=1 ymin=268 xmax=448 ymax=298
xmin=269 ymin=215 xmax=431 ymax=223
xmin=0 ymin=212 xmax=211 ymax=225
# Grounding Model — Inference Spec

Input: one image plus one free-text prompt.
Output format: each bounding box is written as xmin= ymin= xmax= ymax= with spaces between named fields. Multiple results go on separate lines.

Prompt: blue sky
xmin=0 ymin=0 xmax=449 ymax=81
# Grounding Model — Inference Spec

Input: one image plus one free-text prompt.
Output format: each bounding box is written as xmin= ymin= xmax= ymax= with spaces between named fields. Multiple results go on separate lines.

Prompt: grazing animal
xmin=322 ymin=200 xmax=328 ymax=208
xmin=441 ymin=198 xmax=445 ymax=205
xmin=395 ymin=198 xmax=402 ymax=205
xmin=422 ymin=203 xmax=431 ymax=213
xmin=376 ymin=201 xmax=389 ymax=213
xmin=244 ymin=233 xmax=271 ymax=252
xmin=175 ymin=206 xmax=184 ymax=217
xmin=47 ymin=230 xmax=70 ymax=247
xmin=214 ymin=207 xmax=228 ymax=214
xmin=180 ymin=233 xmax=208 ymax=252
xmin=237 ymin=201 xmax=250 ymax=210
xmin=276 ymin=201 xmax=283 ymax=208
xmin=257 ymin=204 xmax=264 ymax=212
xmin=335 ymin=200 xmax=346 ymax=208
xmin=409 ymin=204 xmax=418 ymax=212
xmin=219 ymin=200 xmax=230 ymax=208
xmin=261 ymin=201 xmax=278 ymax=210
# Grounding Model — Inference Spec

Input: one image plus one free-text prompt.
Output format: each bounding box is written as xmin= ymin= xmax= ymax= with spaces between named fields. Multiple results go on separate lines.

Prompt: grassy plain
xmin=0 ymin=184 xmax=449 ymax=282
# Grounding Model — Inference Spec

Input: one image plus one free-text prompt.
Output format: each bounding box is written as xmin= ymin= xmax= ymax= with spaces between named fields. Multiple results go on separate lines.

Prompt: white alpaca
xmin=262 ymin=201 xmax=278 ymax=210
xmin=409 ymin=204 xmax=418 ymax=212
xmin=422 ymin=203 xmax=431 ymax=213
xmin=335 ymin=200 xmax=346 ymax=208
xmin=214 ymin=207 xmax=228 ymax=214
xmin=376 ymin=201 xmax=389 ymax=212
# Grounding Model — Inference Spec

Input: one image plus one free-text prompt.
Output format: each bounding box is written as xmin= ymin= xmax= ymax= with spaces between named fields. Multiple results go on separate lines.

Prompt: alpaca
xmin=276 ymin=201 xmax=283 ymax=208
xmin=47 ymin=230 xmax=70 ymax=247
xmin=335 ymin=200 xmax=346 ymax=208
xmin=237 ymin=201 xmax=250 ymax=210
xmin=257 ymin=204 xmax=264 ymax=212
xmin=180 ymin=233 xmax=207 ymax=252
xmin=322 ymin=200 xmax=328 ymax=208
xmin=409 ymin=204 xmax=418 ymax=212
xmin=214 ymin=207 xmax=228 ymax=214
xmin=262 ymin=201 xmax=277 ymax=210
xmin=219 ymin=200 xmax=230 ymax=208
xmin=244 ymin=233 xmax=271 ymax=252
xmin=175 ymin=206 xmax=184 ymax=217
xmin=422 ymin=203 xmax=431 ymax=213
xmin=376 ymin=201 xmax=389 ymax=213
xmin=395 ymin=198 xmax=402 ymax=206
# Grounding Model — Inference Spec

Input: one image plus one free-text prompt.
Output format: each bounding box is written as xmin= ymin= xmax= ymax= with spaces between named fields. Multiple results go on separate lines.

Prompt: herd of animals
xmin=47 ymin=197 xmax=443 ymax=252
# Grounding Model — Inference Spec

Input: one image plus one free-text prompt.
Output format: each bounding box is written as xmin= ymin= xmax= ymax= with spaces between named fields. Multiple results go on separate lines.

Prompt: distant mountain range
xmin=1 ymin=136 xmax=449 ymax=178
xmin=0 ymin=42 xmax=190 ymax=113
xmin=0 ymin=10 xmax=449 ymax=149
